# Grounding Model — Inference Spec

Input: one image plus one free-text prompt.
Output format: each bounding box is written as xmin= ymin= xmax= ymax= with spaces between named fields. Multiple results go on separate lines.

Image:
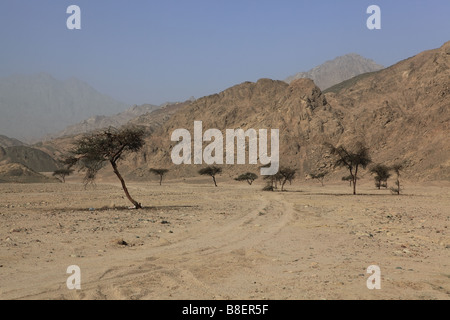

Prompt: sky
xmin=0 ymin=0 xmax=449 ymax=106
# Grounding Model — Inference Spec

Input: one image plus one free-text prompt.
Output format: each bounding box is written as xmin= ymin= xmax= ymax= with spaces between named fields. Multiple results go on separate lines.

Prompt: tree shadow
xmin=268 ymin=189 xmax=419 ymax=197
xmin=283 ymin=191 xmax=418 ymax=197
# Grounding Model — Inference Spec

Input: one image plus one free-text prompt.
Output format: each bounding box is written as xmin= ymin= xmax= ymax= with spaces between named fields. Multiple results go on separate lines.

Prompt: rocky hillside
xmin=325 ymin=41 xmax=450 ymax=180
xmin=285 ymin=53 xmax=384 ymax=90
xmin=0 ymin=146 xmax=60 ymax=173
xmin=0 ymin=142 xmax=60 ymax=183
xmin=0 ymin=134 xmax=60 ymax=183
xmin=22 ymin=42 xmax=449 ymax=183
xmin=122 ymin=42 xmax=449 ymax=181
xmin=129 ymin=101 xmax=192 ymax=131
xmin=0 ymin=135 xmax=25 ymax=148
xmin=0 ymin=163 xmax=58 ymax=184
xmin=126 ymin=78 xmax=344 ymax=179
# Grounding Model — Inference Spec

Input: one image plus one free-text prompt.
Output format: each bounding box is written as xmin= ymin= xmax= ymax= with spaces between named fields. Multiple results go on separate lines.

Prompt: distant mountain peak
xmin=0 ymin=73 xmax=128 ymax=142
xmin=285 ymin=53 xmax=384 ymax=90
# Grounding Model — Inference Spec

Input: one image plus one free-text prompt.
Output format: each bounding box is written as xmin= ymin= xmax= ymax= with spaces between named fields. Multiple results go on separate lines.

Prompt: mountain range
xmin=325 ymin=41 xmax=450 ymax=180
xmin=1 ymin=42 xmax=449 ymax=182
xmin=125 ymin=41 xmax=449 ymax=181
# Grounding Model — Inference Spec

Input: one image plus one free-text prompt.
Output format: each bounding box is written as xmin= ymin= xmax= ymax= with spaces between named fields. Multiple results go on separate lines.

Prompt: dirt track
xmin=0 ymin=179 xmax=449 ymax=300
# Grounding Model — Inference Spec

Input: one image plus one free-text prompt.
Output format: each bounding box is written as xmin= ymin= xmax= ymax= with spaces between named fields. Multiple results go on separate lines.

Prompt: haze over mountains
xmin=0 ymin=73 xmax=127 ymax=142
xmin=0 ymin=54 xmax=383 ymax=143
xmin=285 ymin=53 xmax=384 ymax=90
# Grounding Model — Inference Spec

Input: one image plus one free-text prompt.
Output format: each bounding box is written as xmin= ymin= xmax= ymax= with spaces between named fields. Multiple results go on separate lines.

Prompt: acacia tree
xmin=370 ymin=164 xmax=391 ymax=189
xmin=278 ymin=167 xmax=296 ymax=191
xmin=199 ymin=166 xmax=222 ymax=187
xmin=260 ymin=163 xmax=283 ymax=191
xmin=64 ymin=127 xmax=146 ymax=209
xmin=263 ymin=174 xmax=276 ymax=191
xmin=235 ymin=172 xmax=258 ymax=185
xmin=390 ymin=163 xmax=404 ymax=195
xmin=325 ymin=142 xmax=372 ymax=195
xmin=150 ymin=168 xmax=169 ymax=186
xmin=342 ymin=175 xmax=359 ymax=187
xmin=52 ymin=168 xmax=74 ymax=183
xmin=310 ymin=171 xmax=328 ymax=187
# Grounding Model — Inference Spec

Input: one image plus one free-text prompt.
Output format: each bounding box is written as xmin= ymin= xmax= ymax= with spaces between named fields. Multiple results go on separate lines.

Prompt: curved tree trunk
xmin=110 ymin=161 xmax=142 ymax=209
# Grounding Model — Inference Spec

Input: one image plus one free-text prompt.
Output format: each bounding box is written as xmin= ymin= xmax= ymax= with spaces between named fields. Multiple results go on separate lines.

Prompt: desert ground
xmin=0 ymin=176 xmax=449 ymax=300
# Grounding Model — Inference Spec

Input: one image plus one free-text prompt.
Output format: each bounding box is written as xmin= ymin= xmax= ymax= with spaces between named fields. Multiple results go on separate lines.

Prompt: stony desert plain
xmin=0 ymin=175 xmax=449 ymax=300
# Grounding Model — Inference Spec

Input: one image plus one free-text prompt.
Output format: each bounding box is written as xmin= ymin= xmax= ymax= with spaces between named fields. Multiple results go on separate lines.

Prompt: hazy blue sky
xmin=1 ymin=0 xmax=449 ymax=105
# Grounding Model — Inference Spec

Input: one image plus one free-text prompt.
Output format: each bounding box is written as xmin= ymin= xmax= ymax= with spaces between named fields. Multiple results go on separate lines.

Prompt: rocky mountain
xmin=125 ymin=78 xmax=344 ymax=179
xmin=0 ymin=73 xmax=127 ymax=142
xmin=120 ymin=42 xmax=449 ymax=181
xmin=324 ymin=41 xmax=450 ymax=180
xmin=0 ymin=146 xmax=60 ymax=172
xmin=285 ymin=53 xmax=384 ymax=90
xmin=129 ymin=101 xmax=193 ymax=130
xmin=21 ymin=42 xmax=449 ymax=183
xmin=0 ymin=142 xmax=61 ymax=183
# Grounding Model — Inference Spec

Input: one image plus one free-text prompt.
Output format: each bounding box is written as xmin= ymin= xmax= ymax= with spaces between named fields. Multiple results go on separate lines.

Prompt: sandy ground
xmin=0 ymin=177 xmax=449 ymax=300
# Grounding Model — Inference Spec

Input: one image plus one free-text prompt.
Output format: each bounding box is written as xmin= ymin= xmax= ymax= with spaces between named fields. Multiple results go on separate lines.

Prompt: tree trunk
xmin=353 ymin=166 xmax=358 ymax=195
xmin=110 ymin=161 xmax=142 ymax=209
xmin=212 ymin=175 xmax=217 ymax=187
xmin=159 ymin=175 xmax=162 ymax=186
xmin=349 ymin=168 xmax=357 ymax=195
